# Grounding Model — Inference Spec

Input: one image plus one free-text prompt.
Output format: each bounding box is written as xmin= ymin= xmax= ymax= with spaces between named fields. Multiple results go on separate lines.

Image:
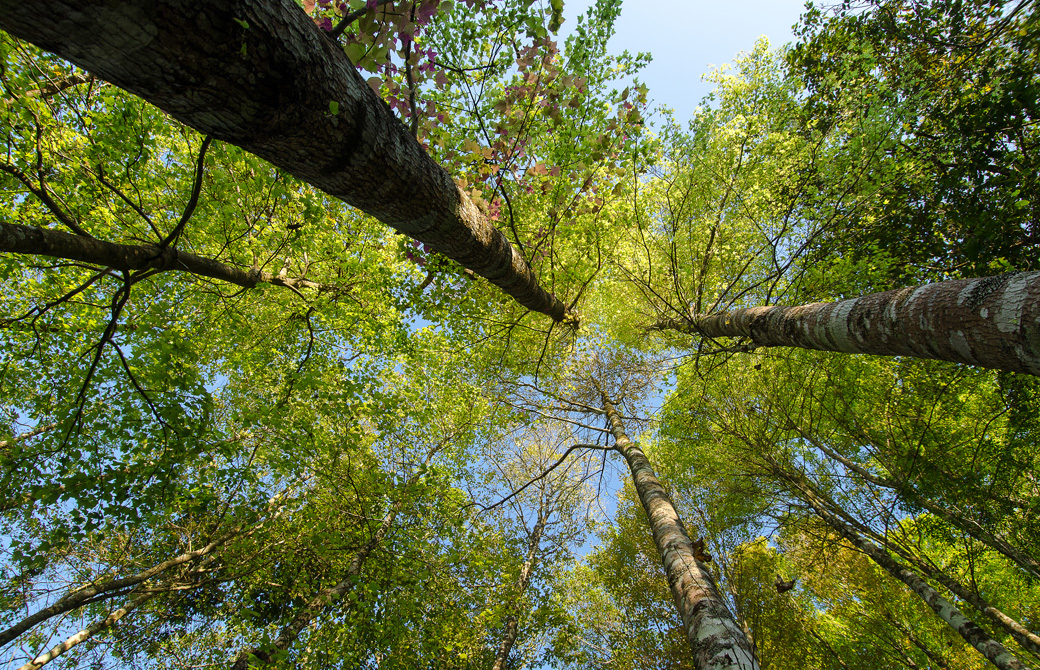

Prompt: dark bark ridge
xmin=0 ymin=0 xmax=569 ymax=321
xmin=652 ymin=272 xmax=1040 ymax=376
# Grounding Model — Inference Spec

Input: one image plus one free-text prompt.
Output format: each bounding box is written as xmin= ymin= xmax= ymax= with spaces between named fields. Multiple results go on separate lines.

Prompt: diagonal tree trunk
xmin=0 ymin=0 xmax=569 ymax=322
xmin=799 ymin=428 xmax=1040 ymax=580
xmin=597 ymin=387 xmax=758 ymax=670
xmin=773 ymin=464 xmax=1032 ymax=670
xmin=0 ymin=221 xmax=333 ymax=295
xmin=650 ymin=272 xmax=1040 ymax=376
xmin=16 ymin=588 xmax=160 ymax=670
xmin=492 ymin=511 xmax=547 ymax=670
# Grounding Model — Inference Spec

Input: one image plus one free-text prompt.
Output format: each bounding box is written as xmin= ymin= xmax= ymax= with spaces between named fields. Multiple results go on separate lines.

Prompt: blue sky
xmin=564 ymin=0 xmax=811 ymax=119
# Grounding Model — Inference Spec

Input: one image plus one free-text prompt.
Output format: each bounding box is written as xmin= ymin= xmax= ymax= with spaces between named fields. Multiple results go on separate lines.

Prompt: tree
xmin=3 ymin=1 xmax=1040 ymax=669
xmin=0 ymin=0 xmax=571 ymax=320
xmin=649 ymin=270 xmax=1040 ymax=376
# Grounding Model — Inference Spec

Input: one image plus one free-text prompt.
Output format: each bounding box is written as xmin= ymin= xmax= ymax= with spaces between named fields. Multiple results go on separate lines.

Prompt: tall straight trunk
xmin=651 ymin=272 xmax=1040 ymax=376
xmin=0 ymin=221 xmax=328 ymax=294
xmin=492 ymin=512 xmax=547 ymax=670
xmin=598 ymin=391 xmax=758 ymax=670
xmin=802 ymin=430 xmax=1040 ymax=580
xmin=0 ymin=0 xmax=569 ymax=322
xmin=787 ymin=475 xmax=1031 ymax=670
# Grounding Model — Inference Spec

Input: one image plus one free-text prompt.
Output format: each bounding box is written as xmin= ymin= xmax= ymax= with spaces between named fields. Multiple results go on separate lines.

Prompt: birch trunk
xmin=492 ymin=513 xmax=547 ymax=670
xmin=795 ymin=483 xmax=1031 ymax=670
xmin=0 ymin=530 xmax=236 ymax=647
xmin=599 ymin=392 xmax=758 ymax=670
xmin=17 ymin=590 xmax=159 ymax=670
xmin=652 ymin=272 xmax=1040 ymax=376
xmin=0 ymin=0 xmax=569 ymax=321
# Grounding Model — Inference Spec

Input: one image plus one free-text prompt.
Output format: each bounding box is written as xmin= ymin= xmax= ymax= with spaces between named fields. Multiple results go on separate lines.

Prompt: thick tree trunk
xmin=0 ymin=221 xmax=325 ymax=293
xmin=792 ymin=480 xmax=1031 ymax=670
xmin=0 ymin=0 xmax=569 ymax=321
xmin=651 ymin=272 xmax=1040 ymax=376
xmin=599 ymin=392 xmax=758 ymax=670
xmin=492 ymin=513 xmax=547 ymax=670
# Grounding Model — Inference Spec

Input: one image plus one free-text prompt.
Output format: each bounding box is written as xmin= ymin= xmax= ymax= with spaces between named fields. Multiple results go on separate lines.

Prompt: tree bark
xmin=651 ymin=272 xmax=1040 ymax=376
xmin=16 ymin=589 xmax=160 ymax=670
xmin=0 ymin=0 xmax=569 ymax=322
xmin=801 ymin=428 xmax=1040 ymax=580
xmin=0 ymin=530 xmax=234 ymax=648
xmin=598 ymin=391 xmax=758 ymax=670
xmin=789 ymin=477 xmax=1031 ymax=670
xmin=0 ymin=221 xmax=328 ymax=291
xmin=0 ymin=221 xmax=330 ymax=293
xmin=492 ymin=512 xmax=547 ymax=670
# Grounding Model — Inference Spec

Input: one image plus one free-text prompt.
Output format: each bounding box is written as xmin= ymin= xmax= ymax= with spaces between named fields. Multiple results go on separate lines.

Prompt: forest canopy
xmin=0 ymin=0 xmax=1038 ymax=669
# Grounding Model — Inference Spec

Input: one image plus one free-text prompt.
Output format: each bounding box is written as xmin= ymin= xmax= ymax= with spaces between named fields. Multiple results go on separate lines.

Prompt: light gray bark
xmin=492 ymin=512 xmax=547 ymax=670
xmin=0 ymin=0 xmax=569 ymax=321
xmin=599 ymin=391 xmax=758 ymax=670
xmin=0 ymin=530 xmax=234 ymax=648
xmin=795 ymin=482 xmax=1031 ymax=670
xmin=16 ymin=589 xmax=159 ymax=670
xmin=652 ymin=272 xmax=1040 ymax=376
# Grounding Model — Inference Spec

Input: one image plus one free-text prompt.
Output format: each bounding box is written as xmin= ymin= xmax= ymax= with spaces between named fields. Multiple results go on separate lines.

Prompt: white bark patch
xmin=994 ymin=273 xmax=1032 ymax=334
xmin=825 ymin=299 xmax=861 ymax=351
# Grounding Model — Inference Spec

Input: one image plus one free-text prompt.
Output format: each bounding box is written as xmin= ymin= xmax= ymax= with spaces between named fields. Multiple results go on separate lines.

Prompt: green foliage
xmin=3 ymin=1 xmax=1040 ymax=669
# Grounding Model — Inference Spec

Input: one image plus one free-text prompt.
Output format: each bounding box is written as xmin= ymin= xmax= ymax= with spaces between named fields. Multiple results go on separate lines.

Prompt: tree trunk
xmin=0 ymin=221 xmax=327 ymax=294
xmin=651 ymin=272 xmax=1040 ymax=376
xmin=0 ymin=530 xmax=234 ymax=648
xmin=17 ymin=589 xmax=160 ymax=670
xmin=0 ymin=0 xmax=569 ymax=322
xmin=492 ymin=512 xmax=547 ymax=670
xmin=599 ymin=391 xmax=758 ymax=670
xmin=801 ymin=429 xmax=1040 ymax=580
xmin=788 ymin=476 xmax=1032 ymax=670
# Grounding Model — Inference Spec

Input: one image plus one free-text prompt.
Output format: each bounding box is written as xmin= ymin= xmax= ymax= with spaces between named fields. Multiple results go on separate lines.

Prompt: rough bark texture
xmin=1 ymin=221 xmax=324 ymax=292
xmin=0 ymin=0 xmax=569 ymax=321
xmin=803 ymin=490 xmax=1030 ymax=670
xmin=600 ymin=394 xmax=758 ymax=670
xmin=492 ymin=513 xmax=546 ymax=670
xmin=653 ymin=272 xmax=1040 ymax=376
